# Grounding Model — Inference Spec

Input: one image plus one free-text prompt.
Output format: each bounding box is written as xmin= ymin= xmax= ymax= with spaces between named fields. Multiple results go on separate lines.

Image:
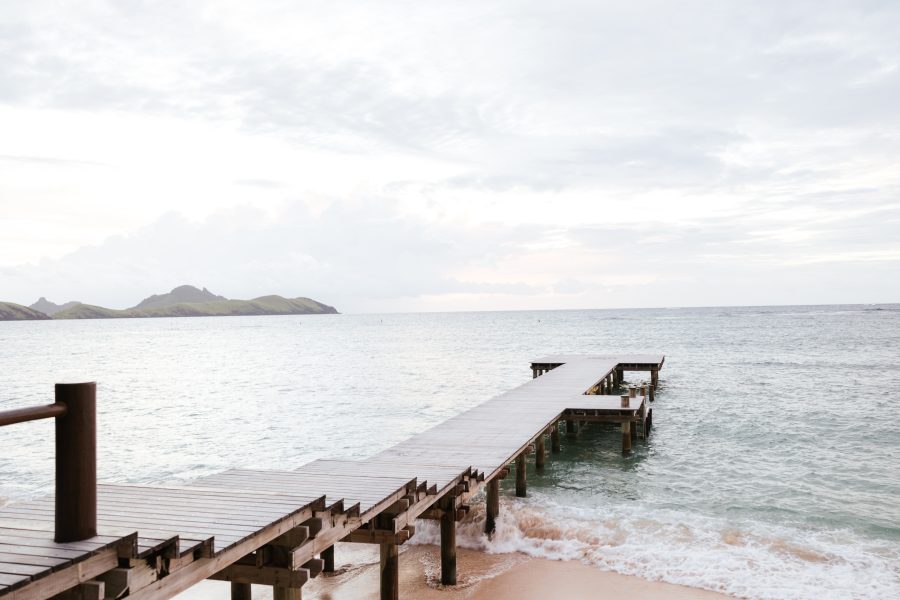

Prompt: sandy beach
xmin=176 ymin=543 xmax=733 ymax=600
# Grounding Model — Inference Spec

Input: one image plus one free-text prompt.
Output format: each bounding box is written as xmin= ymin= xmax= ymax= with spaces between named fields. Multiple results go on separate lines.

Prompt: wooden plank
xmin=0 ymin=555 xmax=66 ymax=570
xmin=4 ymin=548 xmax=118 ymax=600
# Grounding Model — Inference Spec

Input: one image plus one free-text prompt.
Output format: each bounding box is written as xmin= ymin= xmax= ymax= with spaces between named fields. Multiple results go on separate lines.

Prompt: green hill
xmin=4 ymin=286 xmax=338 ymax=321
xmin=53 ymin=295 xmax=337 ymax=319
xmin=0 ymin=302 xmax=52 ymax=321
xmin=131 ymin=285 xmax=226 ymax=310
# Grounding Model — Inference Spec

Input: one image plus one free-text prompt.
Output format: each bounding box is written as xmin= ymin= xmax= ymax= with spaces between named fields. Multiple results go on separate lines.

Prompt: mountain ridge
xmin=0 ymin=286 xmax=339 ymax=321
xmin=29 ymin=297 xmax=81 ymax=316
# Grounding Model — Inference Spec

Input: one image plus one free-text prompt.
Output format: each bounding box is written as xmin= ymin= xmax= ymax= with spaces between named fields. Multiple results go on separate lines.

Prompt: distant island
xmin=0 ymin=285 xmax=338 ymax=321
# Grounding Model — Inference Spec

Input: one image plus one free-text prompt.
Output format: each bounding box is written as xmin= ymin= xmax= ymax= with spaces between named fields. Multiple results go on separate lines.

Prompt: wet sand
xmin=177 ymin=543 xmax=734 ymax=600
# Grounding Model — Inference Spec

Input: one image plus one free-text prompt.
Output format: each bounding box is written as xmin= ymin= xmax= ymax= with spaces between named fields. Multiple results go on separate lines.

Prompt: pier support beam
xmin=515 ymin=453 xmax=527 ymax=497
xmin=551 ymin=424 xmax=561 ymax=453
xmin=566 ymin=419 xmax=578 ymax=437
xmin=440 ymin=505 xmax=457 ymax=585
xmin=321 ymin=545 xmax=335 ymax=573
xmin=616 ymin=367 xmax=624 ymax=385
xmin=535 ymin=434 xmax=545 ymax=470
xmin=231 ymin=583 xmax=252 ymax=600
xmin=485 ymin=478 xmax=500 ymax=536
xmin=649 ymin=384 xmax=655 ymax=402
xmin=380 ymin=543 xmax=399 ymax=600
xmin=273 ymin=587 xmax=301 ymax=600
xmin=621 ymin=421 xmax=632 ymax=453
xmin=651 ymin=368 xmax=658 ymax=390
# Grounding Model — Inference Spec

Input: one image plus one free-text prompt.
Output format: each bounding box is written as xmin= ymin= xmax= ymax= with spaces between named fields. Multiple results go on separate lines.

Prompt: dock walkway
xmin=0 ymin=354 xmax=664 ymax=600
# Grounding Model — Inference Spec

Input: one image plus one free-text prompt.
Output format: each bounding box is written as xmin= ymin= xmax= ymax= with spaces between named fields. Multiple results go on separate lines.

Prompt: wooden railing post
xmin=54 ymin=382 xmax=97 ymax=543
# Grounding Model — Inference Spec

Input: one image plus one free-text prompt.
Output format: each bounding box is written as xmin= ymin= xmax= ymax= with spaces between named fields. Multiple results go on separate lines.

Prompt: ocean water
xmin=1 ymin=305 xmax=898 ymax=599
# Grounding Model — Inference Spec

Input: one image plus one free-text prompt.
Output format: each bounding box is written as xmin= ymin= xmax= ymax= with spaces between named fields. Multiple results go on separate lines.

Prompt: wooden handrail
xmin=0 ymin=383 xmax=97 ymax=542
xmin=0 ymin=402 xmax=67 ymax=427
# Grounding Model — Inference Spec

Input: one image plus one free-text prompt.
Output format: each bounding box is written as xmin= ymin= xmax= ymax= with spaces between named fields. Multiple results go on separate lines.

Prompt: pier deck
xmin=0 ymin=354 xmax=664 ymax=600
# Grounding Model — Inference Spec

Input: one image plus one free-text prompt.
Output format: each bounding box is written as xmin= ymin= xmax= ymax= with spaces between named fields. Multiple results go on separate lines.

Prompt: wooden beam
xmin=96 ymin=560 xmax=159 ymax=600
xmin=440 ymin=506 xmax=456 ymax=586
xmin=535 ymin=434 xmax=545 ymax=470
xmin=515 ymin=453 xmax=526 ymax=498
xmin=320 ymin=546 xmax=334 ymax=573
xmin=273 ymin=586 xmax=301 ymax=600
xmin=379 ymin=543 xmax=398 ymax=600
xmin=8 ymin=548 xmax=119 ymax=600
xmin=484 ymin=479 xmax=499 ymax=537
xmin=124 ymin=505 xmax=318 ymax=600
xmin=209 ymin=564 xmax=309 ymax=588
xmin=50 ymin=580 xmax=104 ymax=600
xmin=230 ymin=582 xmax=251 ymax=600
xmin=342 ymin=527 xmax=413 ymax=545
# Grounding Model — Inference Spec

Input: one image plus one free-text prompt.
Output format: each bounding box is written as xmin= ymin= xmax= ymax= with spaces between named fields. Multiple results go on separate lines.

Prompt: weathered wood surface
xmin=0 ymin=354 xmax=663 ymax=600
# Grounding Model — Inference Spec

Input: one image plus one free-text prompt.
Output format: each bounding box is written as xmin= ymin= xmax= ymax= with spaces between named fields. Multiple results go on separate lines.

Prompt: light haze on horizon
xmin=1 ymin=1 xmax=898 ymax=313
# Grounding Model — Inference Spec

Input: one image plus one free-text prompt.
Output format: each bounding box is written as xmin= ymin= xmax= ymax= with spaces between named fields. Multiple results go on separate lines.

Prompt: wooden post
xmin=551 ymin=424 xmax=561 ymax=453
xmin=649 ymin=383 xmax=655 ymax=402
xmin=629 ymin=386 xmax=637 ymax=398
xmin=273 ymin=587 xmax=301 ymax=600
xmin=380 ymin=543 xmax=399 ymax=600
xmin=55 ymin=382 xmax=97 ymax=543
xmin=639 ymin=384 xmax=646 ymax=396
xmin=532 ymin=367 xmax=537 ymax=379
xmin=321 ymin=545 xmax=335 ymax=573
xmin=485 ymin=478 xmax=500 ymax=536
xmin=616 ymin=367 xmax=624 ymax=384
xmin=535 ymin=434 xmax=545 ymax=470
xmin=622 ymin=421 xmax=632 ymax=453
xmin=651 ymin=368 xmax=658 ymax=390
xmin=515 ymin=453 xmax=526 ymax=497
xmin=630 ymin=419 xmax=637 ymax=441
xmin=231 ymin=583 xmax=252 ymax=600
xmin=440 ymin=505 xmax=457 ymax=585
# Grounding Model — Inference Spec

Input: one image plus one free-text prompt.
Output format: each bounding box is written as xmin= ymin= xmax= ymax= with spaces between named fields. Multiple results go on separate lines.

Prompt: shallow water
xmin=1 ymin=305 xmax=898 ymax=598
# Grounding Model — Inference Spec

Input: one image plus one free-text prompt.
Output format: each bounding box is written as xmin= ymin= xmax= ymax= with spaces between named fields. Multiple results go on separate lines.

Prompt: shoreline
xmin=176 ymin=544 xmax=735 ymax=600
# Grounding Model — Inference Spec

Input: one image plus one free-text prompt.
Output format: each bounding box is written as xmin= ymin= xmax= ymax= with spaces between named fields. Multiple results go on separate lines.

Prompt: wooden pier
xmin=0 ymin=354 xmax=664 ymax=600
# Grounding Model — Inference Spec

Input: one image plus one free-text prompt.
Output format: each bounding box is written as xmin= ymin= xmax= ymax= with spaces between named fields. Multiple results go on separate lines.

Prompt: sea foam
xmin=412 ymin=494 xmax=900 ymax=600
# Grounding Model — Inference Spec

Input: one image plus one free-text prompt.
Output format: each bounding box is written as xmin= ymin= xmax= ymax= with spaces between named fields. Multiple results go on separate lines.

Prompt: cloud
xmin=3 ymin=195 xmax=898 ymax=313
xmin=0 ymin=1 xmax=898 ymax=309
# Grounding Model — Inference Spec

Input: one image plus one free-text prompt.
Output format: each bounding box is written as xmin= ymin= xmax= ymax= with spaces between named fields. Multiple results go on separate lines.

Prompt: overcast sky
xmin=1 ymin=1 xmax=898 ymax=312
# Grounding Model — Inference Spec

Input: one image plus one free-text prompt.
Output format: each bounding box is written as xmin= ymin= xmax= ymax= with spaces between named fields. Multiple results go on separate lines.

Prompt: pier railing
xmin=0 ymin=382 xmax=97 ymax=542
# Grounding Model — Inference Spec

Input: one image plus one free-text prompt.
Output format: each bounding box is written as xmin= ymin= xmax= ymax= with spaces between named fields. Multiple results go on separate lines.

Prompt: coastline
xmin=176 ymin=544 xmax=734 ymax=600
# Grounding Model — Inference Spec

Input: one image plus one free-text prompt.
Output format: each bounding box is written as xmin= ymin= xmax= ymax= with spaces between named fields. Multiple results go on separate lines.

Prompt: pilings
xmin=515 ymin=453 xmax=526 ymax=497
xmin=535 ymin=434 xmax=545 ymax=470
xmin=485 ymin=478 xmax=500 ymax=536
xmin=321 ymin=546 xmax=335 ymax=573
xmin=380 ymin=543 xmax=399 ymax=600
xmin=440 ymin=505 xmax=456 ymax=585
xmin=621 ymin=421 xmax=632 ymax=453
xmin=230 ymin=583 xmax=251 ymax=600
xmin=273 ymin=587 xmax=301 ymax=600
xmin=551 ymin=424 xmax=561 ymax=452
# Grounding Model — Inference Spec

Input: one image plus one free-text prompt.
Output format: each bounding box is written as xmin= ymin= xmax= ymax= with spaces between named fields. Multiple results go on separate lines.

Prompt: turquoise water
xmin=1 ymin=305 xmax=898 ymax=598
